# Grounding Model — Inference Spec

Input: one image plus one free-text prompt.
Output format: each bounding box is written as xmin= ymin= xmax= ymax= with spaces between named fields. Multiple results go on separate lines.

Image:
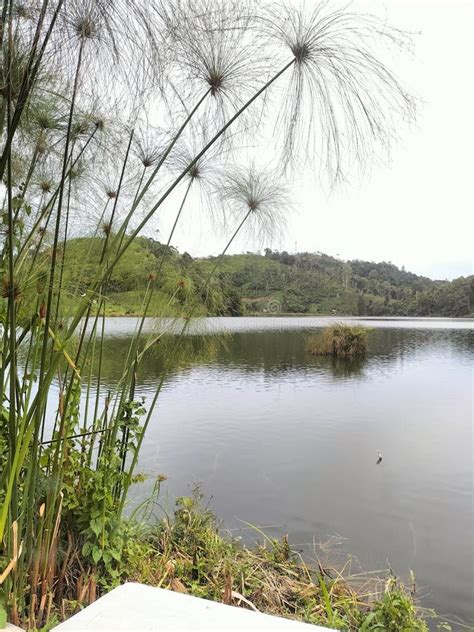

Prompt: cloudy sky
xmin=163 ymin=0 xmax=472 ymax=281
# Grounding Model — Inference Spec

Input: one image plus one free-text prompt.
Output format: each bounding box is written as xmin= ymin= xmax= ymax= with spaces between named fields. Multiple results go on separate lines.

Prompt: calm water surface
xmin=102 ymin=317 xmax=473 ymax=627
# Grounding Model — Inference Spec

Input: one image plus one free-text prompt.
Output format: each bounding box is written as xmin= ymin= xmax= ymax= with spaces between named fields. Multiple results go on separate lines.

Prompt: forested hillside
xmin=203 ymin=248 xmax=473 ymax=317
xmin=14 ymin=238 xmax=471 ymax=318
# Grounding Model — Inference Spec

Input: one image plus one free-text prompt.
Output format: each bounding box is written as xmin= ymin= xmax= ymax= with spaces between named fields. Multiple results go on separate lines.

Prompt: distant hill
xmin=18 ymin=237 xmax=472 ymax=318
xmin=195 ymin=249 xmax=473 ymax=317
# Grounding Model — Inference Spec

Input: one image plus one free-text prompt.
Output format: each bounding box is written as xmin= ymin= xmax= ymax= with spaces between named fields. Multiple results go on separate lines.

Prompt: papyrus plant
xmin=0 ymin=0 xmax=415 ymax=626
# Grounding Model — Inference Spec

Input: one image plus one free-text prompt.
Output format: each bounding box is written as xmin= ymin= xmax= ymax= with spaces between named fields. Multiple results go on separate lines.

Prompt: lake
xmin=99 ymin=317 xmax=474 ymax=628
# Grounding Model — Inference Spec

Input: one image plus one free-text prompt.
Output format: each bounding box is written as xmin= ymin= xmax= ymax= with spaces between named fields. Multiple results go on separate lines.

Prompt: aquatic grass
xmin=0 ymin=0 xmax=416 ymax=628
xmin=307 ymin=324 xmax=370 ymax=358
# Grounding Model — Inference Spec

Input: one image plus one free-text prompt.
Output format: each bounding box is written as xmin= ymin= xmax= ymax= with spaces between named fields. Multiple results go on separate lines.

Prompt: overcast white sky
xmin=163 ymin=0 xmax=473 ymax=281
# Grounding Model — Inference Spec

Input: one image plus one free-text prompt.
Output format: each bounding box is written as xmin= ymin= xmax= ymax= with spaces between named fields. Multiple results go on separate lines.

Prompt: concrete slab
xmin=52 ymin=583 xmax=335 ymax=632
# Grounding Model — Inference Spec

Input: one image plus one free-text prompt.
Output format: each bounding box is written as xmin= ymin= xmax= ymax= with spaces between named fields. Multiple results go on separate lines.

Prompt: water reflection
xmin=91 ymin=325 xmax=472 ymax=390
xmin=93 ymin=332 xmax=225 ymax=385
xmin=324 ymin=356 xmax=367 ymax=379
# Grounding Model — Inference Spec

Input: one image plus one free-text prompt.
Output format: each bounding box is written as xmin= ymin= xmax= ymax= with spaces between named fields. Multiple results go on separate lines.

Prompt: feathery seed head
xmin=206 ymin=68 xmax=225 ymax=96
xmin=39 ymin=179 xmax=53 ymax=193
xmin=13 ymin=3 xmax=35 ymax=21
xmin=290 ymin=41 xmax=310 ymax=63
xmin=65 ymin=2 xmax=101 ymax=42
xmin=93 ymin=117 xmax=105 ymax=131
xmin=101 ymin=221 xmax=112 ymax=236
xmin=74 ymin=14 xmax=97 ymax=40
xmin=140 ymin=154 xmax=157 ymax=169
xmin=263 ymin=2 xmax=416 ymax=183
xmin=71 ymin=118 xmax=92 ymax=140
xmin=188 ymin=163 xmax=201 ymax=180
xmin=35 ymin=131 xmax=49 ymax=154
xmin=135 ymin=133 xmax=164 ymax=169
xmin=220 ymin=165 xmax=290 ymax=243
xmin=168 ymin=135 xmax=228 ymax=228
xmin=33 ymin=109 xmax=62 ymax=132
xmin=160 ymin=0 xmax=269 ymax=128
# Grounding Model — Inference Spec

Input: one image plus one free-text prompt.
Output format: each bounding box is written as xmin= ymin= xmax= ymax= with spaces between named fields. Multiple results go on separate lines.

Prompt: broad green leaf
xmin=92 ymin=546 xmax=102 ymax=564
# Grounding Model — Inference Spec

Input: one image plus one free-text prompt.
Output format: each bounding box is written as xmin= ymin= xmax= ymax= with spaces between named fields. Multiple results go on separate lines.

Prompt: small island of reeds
xmin=307 ymin=324 xmax=370 ymax=358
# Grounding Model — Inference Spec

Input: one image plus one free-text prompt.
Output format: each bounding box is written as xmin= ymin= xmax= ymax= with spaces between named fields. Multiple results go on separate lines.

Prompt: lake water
xmin=100 ymin=317 xmax=473 ymax=628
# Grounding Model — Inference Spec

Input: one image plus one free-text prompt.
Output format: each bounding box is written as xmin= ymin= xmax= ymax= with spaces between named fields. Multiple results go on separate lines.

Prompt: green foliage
xmin=307 ymin=324 xmax=369 ymax=357
xmin=56 ymin=398 xmax=147 ymax=584
xmin=359 ymin=582 xmax=428 ymax=631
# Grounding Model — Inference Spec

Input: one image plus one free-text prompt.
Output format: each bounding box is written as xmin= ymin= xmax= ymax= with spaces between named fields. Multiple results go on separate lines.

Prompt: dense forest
xmin=6 ymin=237 xmax=469 ymax=320
xmin=22 ymin=237 xmax=470 ymax=318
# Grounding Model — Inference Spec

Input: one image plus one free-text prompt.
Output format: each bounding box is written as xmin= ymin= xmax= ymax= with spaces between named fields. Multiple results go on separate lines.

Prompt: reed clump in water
xmin=307 ymin=324 xmax=369 ymax=358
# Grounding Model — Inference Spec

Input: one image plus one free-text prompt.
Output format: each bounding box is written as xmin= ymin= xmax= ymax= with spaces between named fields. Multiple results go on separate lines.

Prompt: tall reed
xmin=0 ymin=0 xmax=415 ymax=627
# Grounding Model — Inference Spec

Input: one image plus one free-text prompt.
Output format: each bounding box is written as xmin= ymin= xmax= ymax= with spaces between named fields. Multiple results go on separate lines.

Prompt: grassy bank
xmin=40 ymin=493 xmax=443 ymax=632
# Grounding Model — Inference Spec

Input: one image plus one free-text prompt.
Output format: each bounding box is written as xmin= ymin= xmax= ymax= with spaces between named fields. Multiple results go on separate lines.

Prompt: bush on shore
xmin=94 ymin=494 xmax=435 ymax=632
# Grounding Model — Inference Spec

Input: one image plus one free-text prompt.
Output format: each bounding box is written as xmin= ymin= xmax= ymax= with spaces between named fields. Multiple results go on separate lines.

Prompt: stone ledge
xmin=52 ymin=582 xmax=335 ymax=631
